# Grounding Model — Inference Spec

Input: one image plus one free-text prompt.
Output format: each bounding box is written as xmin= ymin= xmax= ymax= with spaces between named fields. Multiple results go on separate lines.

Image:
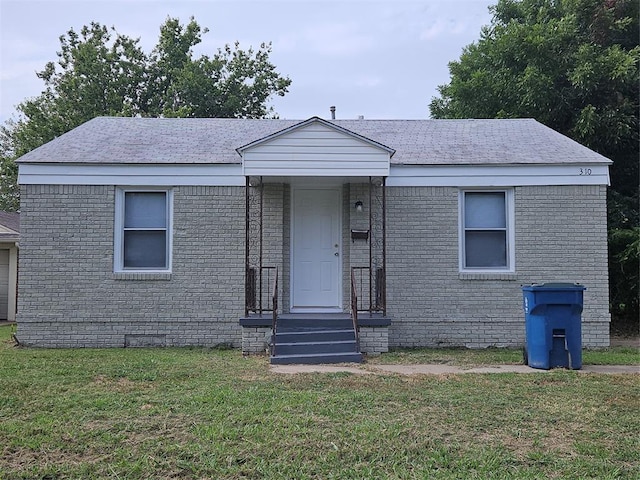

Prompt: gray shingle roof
xmin=16 ymin=116 xmax=611 ymax=165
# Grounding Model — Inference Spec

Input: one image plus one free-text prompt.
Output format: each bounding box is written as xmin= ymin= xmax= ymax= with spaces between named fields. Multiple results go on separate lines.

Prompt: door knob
xmin=334 ymin=252 xmax=339 ymax=256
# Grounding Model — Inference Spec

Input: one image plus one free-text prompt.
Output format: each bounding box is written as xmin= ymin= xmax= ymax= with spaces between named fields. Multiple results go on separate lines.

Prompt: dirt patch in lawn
xmin=610 ymin=336 xmax=640 ymax=348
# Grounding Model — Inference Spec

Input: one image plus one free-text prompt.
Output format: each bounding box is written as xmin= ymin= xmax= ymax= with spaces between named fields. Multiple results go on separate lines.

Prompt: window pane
xmin=124 ymin=192 xmax=166 ymax=228
xmin=124 ymin=231 xmax=167 ymax=268
xmin=465 ymin=231 xmax=507 ymax=267
xmin=465 ymin=192 xmax=506 ymax=228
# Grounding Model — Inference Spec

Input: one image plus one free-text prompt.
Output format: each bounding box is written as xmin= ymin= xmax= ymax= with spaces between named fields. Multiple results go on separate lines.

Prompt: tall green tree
xmin=430 ymin=0 xmax=639 ymax=324
xmin=0 ymin=154 xmax=19 ymax=212
xmin=0 ymin=23 xmax=148 ymax=163
xmin=0 ymin=17 xmax=291 ymax=210
xmin=146 ymin=18 xmax=290 ymax=118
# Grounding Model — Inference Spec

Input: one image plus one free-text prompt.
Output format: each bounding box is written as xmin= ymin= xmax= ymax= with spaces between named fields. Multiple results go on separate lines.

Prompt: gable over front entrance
xmin=238 ymin=117 xmax=394 ymax=178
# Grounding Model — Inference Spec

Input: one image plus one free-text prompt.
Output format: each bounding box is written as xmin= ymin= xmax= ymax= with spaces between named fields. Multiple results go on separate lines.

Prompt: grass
xmin=1 ymin=325 xmax=638 ymax=479
xmin=366 ymin=345 xmax=640 ymax=366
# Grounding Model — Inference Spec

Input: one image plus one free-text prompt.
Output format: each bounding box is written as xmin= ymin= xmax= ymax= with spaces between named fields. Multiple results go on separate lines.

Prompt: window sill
xmin=113 ymin=272 xmax=172 ymax=281
xmin=459 ymin=272 xmax=517 ymax=281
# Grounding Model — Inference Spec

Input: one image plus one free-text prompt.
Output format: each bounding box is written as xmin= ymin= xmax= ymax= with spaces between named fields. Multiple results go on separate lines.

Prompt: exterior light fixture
xmin=354 ymin=200 xmax=364 ymax=212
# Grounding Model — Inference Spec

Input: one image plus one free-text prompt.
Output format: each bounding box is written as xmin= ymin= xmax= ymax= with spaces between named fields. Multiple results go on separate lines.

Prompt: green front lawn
xmin=1 ymin=325 xmax=638 ymax=479
xmin=367 ymin=345 xmax=639 ymax=366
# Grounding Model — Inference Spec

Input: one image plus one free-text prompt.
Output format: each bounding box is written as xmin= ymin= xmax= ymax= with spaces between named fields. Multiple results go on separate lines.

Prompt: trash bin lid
xmin=522 ymin=282 xmax=586 ymax=290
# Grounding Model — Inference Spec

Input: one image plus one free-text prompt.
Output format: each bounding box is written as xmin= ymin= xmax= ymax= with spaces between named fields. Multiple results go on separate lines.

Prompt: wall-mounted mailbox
xmin=351 ymin=229 xmax=369 ymax=242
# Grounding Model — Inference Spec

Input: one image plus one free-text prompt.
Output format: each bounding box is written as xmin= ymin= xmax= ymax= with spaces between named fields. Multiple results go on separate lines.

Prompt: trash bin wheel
xmin=522 ymin=345 xmax=528 ymax=366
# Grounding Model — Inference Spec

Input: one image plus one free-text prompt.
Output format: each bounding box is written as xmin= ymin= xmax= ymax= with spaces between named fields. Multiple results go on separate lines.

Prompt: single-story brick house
xmin=15 ymin=116 xmax=611 ymax=359
xmin=0 ymin=211 xmax=19 ymax=322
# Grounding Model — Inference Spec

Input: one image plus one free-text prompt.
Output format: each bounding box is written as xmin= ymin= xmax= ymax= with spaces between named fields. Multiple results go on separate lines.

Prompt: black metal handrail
xmin=351 ymin=267 xmax=368 ymax=312
xmin=351 ymin=266 xmax=385 ymax=314
xmin=350 ymin=268 xmax=360 ymax=348
xmin=245 ymin=266 xmax=278 ymax=315
xmin=271 ymin=266 xmax=278 ymax=356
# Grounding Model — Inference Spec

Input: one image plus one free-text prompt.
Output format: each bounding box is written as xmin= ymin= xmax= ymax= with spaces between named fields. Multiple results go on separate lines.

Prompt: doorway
xmin=290 ymin=187 xmax=342 ymax=312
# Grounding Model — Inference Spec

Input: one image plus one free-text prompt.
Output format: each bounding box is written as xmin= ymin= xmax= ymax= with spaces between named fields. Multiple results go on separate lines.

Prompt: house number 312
xmin=579 ymin=168 xmax=592 ymax=176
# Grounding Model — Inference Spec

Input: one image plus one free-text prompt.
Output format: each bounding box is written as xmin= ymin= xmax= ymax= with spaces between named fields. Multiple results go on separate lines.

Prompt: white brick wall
xmin=242 ymin=327 xmax=271 ymax=354
xmin=359 ymin=327 xmax=389 ymax=355
xmin=386 ymin=185 xmax=610 ymax=348
xmin=17 ymin=183 xmax=610 ymax=349
xmin=17 ymin=185 xmax=246 ymax=347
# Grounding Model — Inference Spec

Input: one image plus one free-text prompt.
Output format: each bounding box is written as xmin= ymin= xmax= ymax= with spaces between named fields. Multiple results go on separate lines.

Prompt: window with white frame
xmin=460 ymin=190 xmax=514 ymax=271
xmin=115 ymin=189 xmax=172 ymax=271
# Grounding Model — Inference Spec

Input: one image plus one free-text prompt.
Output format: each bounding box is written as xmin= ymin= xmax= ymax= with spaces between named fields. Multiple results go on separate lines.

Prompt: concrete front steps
xmin=270 ymin=314 xmax=362 ymax=365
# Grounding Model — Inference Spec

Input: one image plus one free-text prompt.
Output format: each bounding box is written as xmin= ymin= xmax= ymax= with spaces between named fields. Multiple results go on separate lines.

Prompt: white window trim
xmin=114 ymin=187 xmax=173 ymax=273
xmin=459 ymin=188 xmax=515 ymax=273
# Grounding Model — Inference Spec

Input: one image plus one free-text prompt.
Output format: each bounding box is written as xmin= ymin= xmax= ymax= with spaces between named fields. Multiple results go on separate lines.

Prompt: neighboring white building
xmin=0 ymin=212 xmax=19 ymax=322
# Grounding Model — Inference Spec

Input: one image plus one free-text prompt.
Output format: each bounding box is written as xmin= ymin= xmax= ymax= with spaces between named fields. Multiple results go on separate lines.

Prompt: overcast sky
xmin=0 ymin=0 xmax=495 ymax=124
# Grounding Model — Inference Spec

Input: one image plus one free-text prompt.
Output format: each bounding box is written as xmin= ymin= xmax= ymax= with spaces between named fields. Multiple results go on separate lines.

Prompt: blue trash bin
xmin=522 ymin=283 xmax=586 ymax=370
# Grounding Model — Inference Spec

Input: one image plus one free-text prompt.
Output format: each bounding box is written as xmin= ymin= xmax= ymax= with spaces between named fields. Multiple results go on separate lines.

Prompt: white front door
xmin=291 ymin=187 xmax=342 ymax=311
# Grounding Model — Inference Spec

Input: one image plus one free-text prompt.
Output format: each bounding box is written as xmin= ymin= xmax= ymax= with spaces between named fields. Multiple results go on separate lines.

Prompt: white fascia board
xmin=387 ymin=164 xmax=610 ymax=187
xmin=19 ymin=163 xmax=245 ymax=186
xmin=20 ymin=162 xmax=610 ymax=187
xmin=243 ymin=166 xmax=390 ymax=177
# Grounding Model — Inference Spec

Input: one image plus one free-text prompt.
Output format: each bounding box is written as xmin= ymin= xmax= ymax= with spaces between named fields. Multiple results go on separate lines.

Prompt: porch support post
xmin=258 ymin=176 xmax=264 ymax=314
xmin=244 ymin=176 xmax=250 ymax=316
xmin=382 ymin=176 xmax=387 ymax=316
xmin=368 ymin=176 xmax=373 ymax=313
